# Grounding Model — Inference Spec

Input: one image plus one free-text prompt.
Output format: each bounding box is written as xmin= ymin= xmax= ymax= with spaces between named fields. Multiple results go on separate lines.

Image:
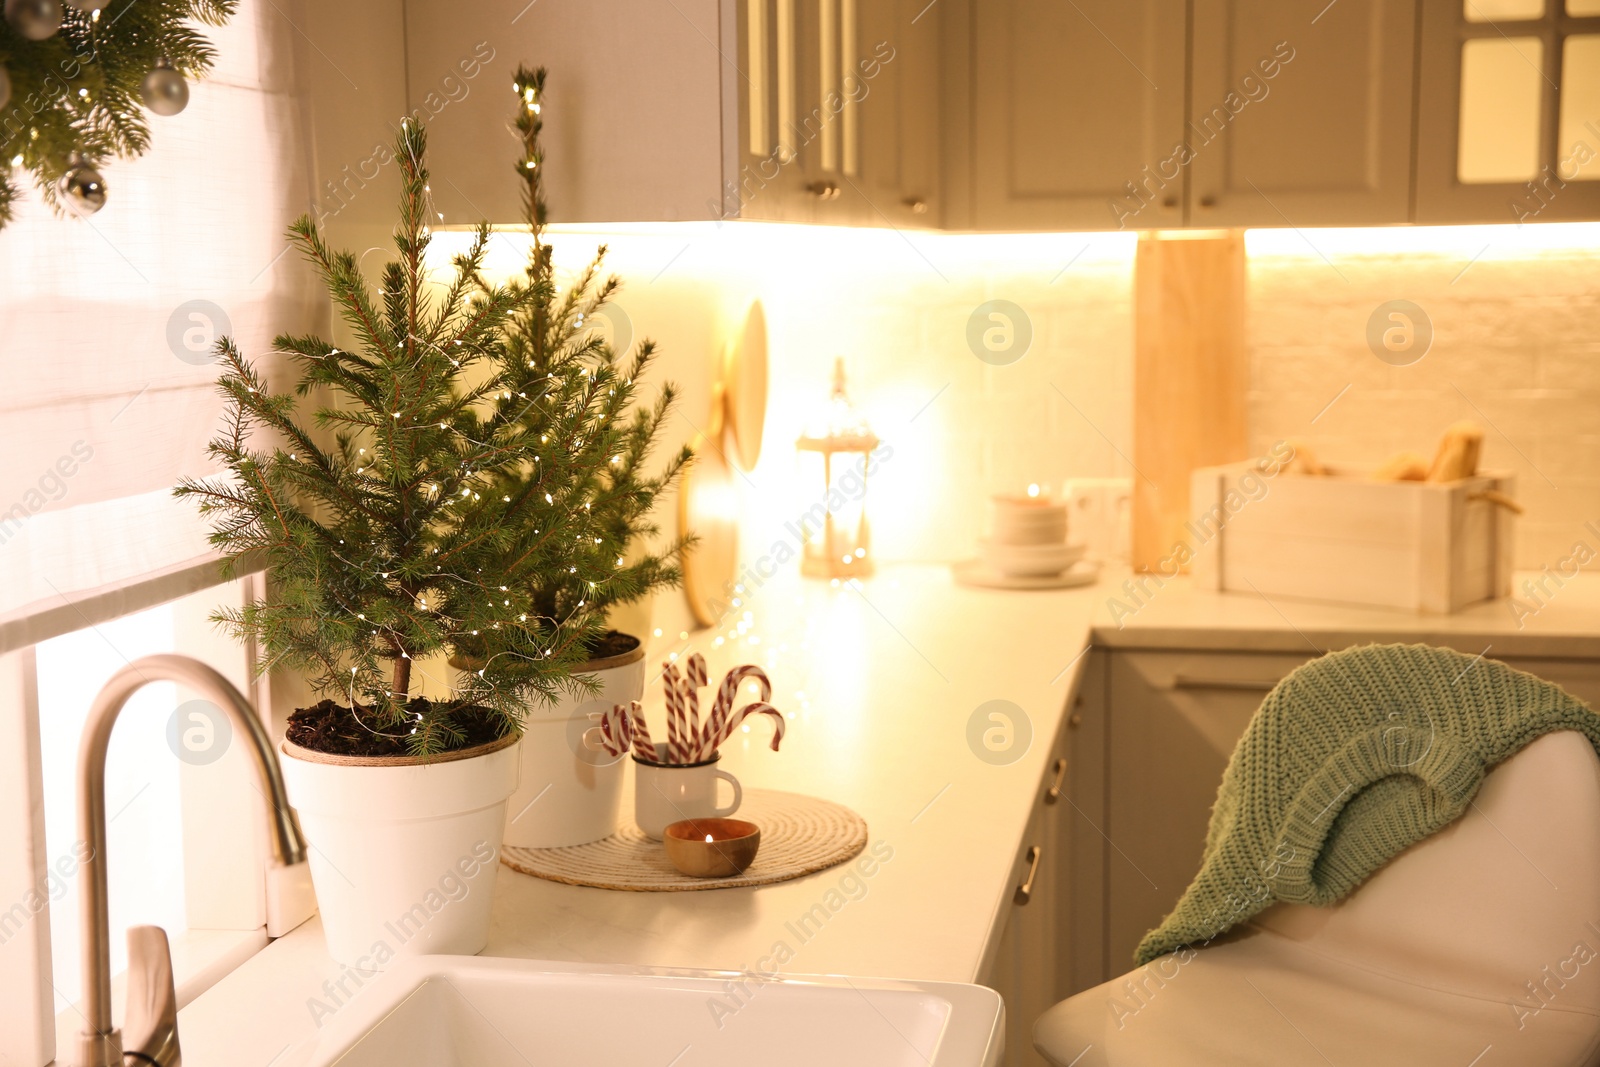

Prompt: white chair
xmin=1034 ymin=729 xmax=1600 ymax=1066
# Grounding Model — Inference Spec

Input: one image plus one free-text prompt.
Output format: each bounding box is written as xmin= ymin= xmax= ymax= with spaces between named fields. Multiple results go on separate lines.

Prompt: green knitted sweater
xmin=1135 ymin=643 xmax=1600 ymax=966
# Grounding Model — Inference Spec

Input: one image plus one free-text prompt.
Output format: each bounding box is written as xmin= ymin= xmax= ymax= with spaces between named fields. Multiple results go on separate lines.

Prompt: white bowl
xmin=977 ymin=539 xmax=1086 ymax=577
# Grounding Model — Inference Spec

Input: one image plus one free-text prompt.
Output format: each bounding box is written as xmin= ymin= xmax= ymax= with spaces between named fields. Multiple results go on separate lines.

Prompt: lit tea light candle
xmin=663 ymin=818 xmax=761 ymax=878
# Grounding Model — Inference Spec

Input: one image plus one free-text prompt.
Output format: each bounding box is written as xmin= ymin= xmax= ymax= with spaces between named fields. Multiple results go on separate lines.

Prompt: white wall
xmin=454 ymin=223 xmax=1139 ymax=632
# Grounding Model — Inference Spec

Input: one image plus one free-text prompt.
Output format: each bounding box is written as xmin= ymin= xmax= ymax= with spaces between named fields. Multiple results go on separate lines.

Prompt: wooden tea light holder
xmin=663 ymin=817 xmax=762 ymax=877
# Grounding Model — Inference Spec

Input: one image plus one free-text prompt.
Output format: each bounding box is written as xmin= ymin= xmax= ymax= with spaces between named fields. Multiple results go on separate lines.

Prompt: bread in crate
xmin=1187 ymin=460 xmax=1516 ymax=614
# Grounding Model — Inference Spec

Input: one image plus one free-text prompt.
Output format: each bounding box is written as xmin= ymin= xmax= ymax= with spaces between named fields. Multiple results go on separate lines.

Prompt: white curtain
xmin=0 ymin=0 xmax=321 ymax=621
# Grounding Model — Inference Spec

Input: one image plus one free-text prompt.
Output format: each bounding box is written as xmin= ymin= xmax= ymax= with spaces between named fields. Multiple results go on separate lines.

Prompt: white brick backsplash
xmin=1247 ymin=233 xmax=1600 ymax=569
xmin=538 ymin=224 xmax=1592 ymax=572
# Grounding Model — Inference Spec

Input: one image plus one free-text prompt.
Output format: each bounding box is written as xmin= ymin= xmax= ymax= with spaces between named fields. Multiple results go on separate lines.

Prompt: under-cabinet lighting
xmin=1245 ymin=221 xmax=1600 ymax=258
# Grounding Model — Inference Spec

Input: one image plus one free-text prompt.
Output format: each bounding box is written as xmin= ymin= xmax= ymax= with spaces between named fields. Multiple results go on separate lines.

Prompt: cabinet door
xmin=835 ymin=0 xmax=942 ymax=226
xmin=1188 ymin=0 xmax=1417 ymax=226
xmin=1105 ymin=650 xmax=1311 ymax=972
xmin=1062 ymin=649 xmax=1108 ymax=996
xmin=969 ymin=0 xmax=1188 ymax=231
xmin=735 ymin=0 xmax=821 ymax=222
xmin=1416 ymin=0 xmax=1600 ymax=223
xmin=985 ymin=758 xmax=1067 ymax=1066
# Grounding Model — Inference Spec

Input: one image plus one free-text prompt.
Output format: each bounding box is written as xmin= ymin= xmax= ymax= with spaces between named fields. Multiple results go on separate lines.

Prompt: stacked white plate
xmin=954 ymin=494 xmax=1099 ymax=590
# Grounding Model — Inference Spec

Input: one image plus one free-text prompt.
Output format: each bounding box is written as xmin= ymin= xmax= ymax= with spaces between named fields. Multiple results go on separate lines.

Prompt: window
xmin=0 ymin=566 xmax=296 ymax=1067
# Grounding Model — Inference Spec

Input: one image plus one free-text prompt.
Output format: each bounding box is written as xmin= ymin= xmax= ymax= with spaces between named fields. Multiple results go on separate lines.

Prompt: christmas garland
xmin=0 ymin=0 xmax=235 ymax=228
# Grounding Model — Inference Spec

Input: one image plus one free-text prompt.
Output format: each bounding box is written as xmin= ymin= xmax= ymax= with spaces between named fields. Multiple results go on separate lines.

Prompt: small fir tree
xmin=177 ymin=120 xmax=607 ymax=755
xmin=468 ymin=65 xmax=691 ymax=648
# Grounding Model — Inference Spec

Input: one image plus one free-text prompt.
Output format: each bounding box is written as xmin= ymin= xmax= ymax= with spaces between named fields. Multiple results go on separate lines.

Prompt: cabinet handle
xmin=1044 ymin=757 xmax=1067 ymax=804
xmin=1198 ymin=195 xmax=1218 ymax=209
xmin=1161 ymin=195 xmax=1178 ymax=209
xmin=1171 ymin=674 xmax=1279 ymax=692
xmin=1014 ymin=845 xmax=1042 ymax=906
xmin=903 ymin=196 xmax=929 ymax=215
xmin=807 ymin=180 xmax=841 ymax=200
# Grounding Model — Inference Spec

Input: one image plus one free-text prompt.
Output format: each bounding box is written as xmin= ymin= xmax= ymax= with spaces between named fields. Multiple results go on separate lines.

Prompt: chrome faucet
xmin=70 ymin=654 xmax=308 ymax=1067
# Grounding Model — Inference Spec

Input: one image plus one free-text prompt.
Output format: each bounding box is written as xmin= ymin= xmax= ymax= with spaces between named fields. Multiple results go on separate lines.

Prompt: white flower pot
xmin=280 ymin=734 xmax=518 ymax=969
xmin=503 ymin=638 xmax=646 ymax=848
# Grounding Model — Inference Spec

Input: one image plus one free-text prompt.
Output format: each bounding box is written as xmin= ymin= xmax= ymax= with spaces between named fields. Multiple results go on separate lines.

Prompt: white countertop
xmin=1095 ymin=569 xmax=1600 ymax=658
xmin=175 ymin=565 xmax=1100 ymax=1066
xmin=166 ymin=565 xmax=1600 ymax=1066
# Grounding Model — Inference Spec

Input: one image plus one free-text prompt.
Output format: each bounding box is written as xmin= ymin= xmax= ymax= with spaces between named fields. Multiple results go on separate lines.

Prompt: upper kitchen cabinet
xmin=742 ymin=0 xmax=944 ymax=226
xmin=1187 ymin=0 xmax=1418 ymax=226
xmin=402 ymin=0 xmax=941 ymax=227
xmin=1416 ymin=0 xmax=1600 ymax=223
xmin=954 ymin=0 xmax=1189 ymax=230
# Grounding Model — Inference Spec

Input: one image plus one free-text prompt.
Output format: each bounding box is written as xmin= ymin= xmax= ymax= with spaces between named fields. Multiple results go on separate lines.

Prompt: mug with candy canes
xmin=585 ymin=654 xmax=786 ymax=841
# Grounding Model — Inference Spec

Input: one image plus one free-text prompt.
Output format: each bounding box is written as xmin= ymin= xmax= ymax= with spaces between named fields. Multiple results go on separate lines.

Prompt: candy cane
xmin=662 ymin=663 xmax=689 ymax=764
xmin=603 ymin=703 xmax=633 ymax=756
xmin=706 ymin=665 xmax=772 ymax=760
xmin=716 ymin=701 xmax=785 ymax=752
xmin=628 ymin=701 xmax=656 ymax=762
xmin=585 ymin=702 xmax=635 ymax=758
xmin=683 ymin=653 xmax=707 ymax=760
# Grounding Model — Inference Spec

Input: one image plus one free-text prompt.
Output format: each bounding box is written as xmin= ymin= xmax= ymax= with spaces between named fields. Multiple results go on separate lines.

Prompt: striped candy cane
xmin=603 ymin=703 xmax=633 ymax=757
xmin=683 ymin=653 xmax=707 ymax=760
xmin=584 ymin=702 xmax=635 ymax=757
xmin=705 ymin=665 xmax=772 ymax=759
xmin=716 ymin=701 xmax=786 ymax=752
xmin=628 ymin=701 xmax=656 ymax=762
xmin=662 ymin=663 xmax=690 ymax=764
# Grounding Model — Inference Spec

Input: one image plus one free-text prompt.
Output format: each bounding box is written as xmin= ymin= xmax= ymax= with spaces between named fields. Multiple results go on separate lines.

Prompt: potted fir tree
xmin=481 ymin=67 xmax=692 ymax=849
xmin=176 ymin=120 xmax=602 ymax=966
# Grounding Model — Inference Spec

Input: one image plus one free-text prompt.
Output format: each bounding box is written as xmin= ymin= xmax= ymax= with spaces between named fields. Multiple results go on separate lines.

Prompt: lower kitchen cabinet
xmin=984 ymin=639 xmax=1600 ymax=1060
xmin=1070 ymin=642 xmax=1600 ymax=990
xmin=981 ymin=675 xmax=1084 ymax=1066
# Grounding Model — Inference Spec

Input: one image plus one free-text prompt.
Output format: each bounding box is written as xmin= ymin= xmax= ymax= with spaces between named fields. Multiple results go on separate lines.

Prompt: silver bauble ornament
xmin=58 ymin=155 xmax=106 ymax=217
xmin=0 ymin=64 xmax=10 ymax=113
xmin=4 ymin=0 xmax=63 ymax=40
xmin=140 ymin=58 xmax=189 ymax=117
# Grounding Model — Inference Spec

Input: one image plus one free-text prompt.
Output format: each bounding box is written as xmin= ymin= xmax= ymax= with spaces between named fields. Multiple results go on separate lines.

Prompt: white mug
xmin=633 ymin=745 xmax=742 ymax=841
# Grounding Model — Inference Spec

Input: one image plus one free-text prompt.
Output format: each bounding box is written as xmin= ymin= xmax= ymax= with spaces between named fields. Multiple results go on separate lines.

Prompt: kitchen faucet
xmin=69 ymin=654 xmax=308 ymax=1067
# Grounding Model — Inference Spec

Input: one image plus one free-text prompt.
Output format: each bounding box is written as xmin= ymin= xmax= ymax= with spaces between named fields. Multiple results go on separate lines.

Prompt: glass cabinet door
xmin=1417 ymin=0 xmax=1600 ymax=221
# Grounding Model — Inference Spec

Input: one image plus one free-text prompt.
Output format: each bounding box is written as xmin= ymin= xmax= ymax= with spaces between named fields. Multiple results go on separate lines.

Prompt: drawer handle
xmin=1171 ymin=674 xmax=1279 ymax=692
xmin=1014 ymin=845 xmax=1042 ymax=906
xmin=1044 ymin=757 xmax=1067 ymax=804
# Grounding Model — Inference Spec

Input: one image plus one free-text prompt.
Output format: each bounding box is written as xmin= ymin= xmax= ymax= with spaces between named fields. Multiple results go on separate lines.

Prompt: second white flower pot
xmin=503 ymin=636 xmax=646 ymax=848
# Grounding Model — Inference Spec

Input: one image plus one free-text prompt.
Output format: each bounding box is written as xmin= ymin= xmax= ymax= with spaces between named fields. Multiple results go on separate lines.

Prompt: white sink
xmin=301 ymin=956 xmax=1004 ymax=1067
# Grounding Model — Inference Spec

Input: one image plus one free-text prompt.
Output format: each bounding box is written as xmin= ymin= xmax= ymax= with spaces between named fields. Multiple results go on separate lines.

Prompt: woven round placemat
xmin=500 ymin=789 xmax=867 ymax=892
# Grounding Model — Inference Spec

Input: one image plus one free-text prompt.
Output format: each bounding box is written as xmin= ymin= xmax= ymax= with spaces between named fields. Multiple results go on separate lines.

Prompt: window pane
xmin=1560 ymin=35 xmax=1600 ymax=179
xmin=1465 ymin=0 xmax=1544 ymax=18
xmin=1458 ymin=37 xmax=1545 ymax=183
xmin=1570 ymin=0 xmax=1600 ymax=14
xmin=37 ymin=603 xmax=184 ymax=1016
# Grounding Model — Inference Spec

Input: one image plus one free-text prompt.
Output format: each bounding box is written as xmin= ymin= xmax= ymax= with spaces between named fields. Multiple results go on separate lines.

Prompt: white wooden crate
xmin=1188 ymin=464 xmax=1516 ymax=613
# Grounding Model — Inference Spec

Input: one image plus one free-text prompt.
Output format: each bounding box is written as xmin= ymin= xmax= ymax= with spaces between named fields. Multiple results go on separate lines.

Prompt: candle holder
xmin=796 ymin=358 xmax=881 ymax=579
xmin=662 ymin=817 xmax=761 ymax=878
